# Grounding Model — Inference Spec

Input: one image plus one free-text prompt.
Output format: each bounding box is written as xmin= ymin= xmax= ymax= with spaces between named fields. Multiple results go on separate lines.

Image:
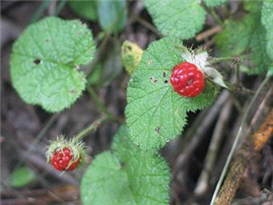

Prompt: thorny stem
xmin=232 ymin=57 xmax=243 ymax=88
xmin=210 ymin=75 xmax=271 ymax=205
xmin=74 ymin=116 xmax=107 ymax=142
xmin=209 ymin=56 xmax=235 ymax=64
xmin=87 ymin=86 xmax=120 ymax=122
xmin=209 ymin=56 xmax=256 ymax=96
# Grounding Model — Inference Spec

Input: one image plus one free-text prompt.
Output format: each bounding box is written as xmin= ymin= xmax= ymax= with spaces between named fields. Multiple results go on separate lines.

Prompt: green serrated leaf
xmin=261 ymin=0 xmax=273 ymax=61
xmin=216 ymin=4 xmax=272 ymax=75
xmin=249 ymin=24 xmax=271 ymax=75
xmin=243 ymin=0 xmax=262 ymax=12
xmin=10 ymin=167 xmax=36 ymax=188
xmin=215 ymin=14 xmax=258 ymax=57
xmin=69 ymin=0 xmax=97 ymax=21
xmin=81 ymin=127 xmax=170 ymax=205
xmin=97 ymin=0 xmax=127 ymax=33
xmin=10 ymin=17 xmax=95 ymax=112
xmin=145 ymin=0 xmax=206 ymax=39
xmin=204 ymin=0 xmax=226 ymax=7
xmin=125 ymin=37 xmax=216 ymax=150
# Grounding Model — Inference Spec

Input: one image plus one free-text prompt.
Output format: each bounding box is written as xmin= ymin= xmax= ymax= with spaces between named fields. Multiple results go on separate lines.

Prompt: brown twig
xmin=196 ymin=25 xmax=222 ymax=41
xmin=194 ymin=100 xmax=232 ymax=196
xmin=214 ymin=108 xmax=273 ymax=205
xmin=172 ymin=90 xmax=230 ymax=173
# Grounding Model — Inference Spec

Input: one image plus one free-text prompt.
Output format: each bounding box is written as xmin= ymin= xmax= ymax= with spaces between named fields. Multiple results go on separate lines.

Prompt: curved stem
xmin=209 ymin=8 xmax=224 ymax=26
xmin=135 ymin=16 xmax=162 ymax=37
xmin=210 ymin=75 xmax=271 ymax=205
xmin=17 ymin=114 xmax=59 ymax=167
xmin=87 ymin=86 xmax=120 ymax=122
xmin=74 ymin=116 xmax=107 ymax=142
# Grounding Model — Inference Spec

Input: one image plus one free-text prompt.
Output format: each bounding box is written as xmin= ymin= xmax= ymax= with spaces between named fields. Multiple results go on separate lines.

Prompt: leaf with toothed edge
xmin=261 ymin=0 xmax=273 ymax=61
xmin=216 ymin=8 xmax=272 ymax=75
xmin=125 ymin=37 xmax=216 ymax=150
xmin=10 ymin=17 xmax=95 ymax=112
xmin=145 ymin=0 xmax=206 ymax=39
xmin=81 ymin=126 xmax=170 ymax=205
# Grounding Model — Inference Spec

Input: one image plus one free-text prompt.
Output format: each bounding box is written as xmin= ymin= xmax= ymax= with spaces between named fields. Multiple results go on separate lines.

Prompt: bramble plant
xmin=9 ymin=0 xmax=273 ymax=204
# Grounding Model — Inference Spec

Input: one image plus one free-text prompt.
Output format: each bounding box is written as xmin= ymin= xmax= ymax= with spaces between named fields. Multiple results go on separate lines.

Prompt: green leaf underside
xmin=10 ymin=17 xmax=95 ymax=112
xmin=10 ymin=167 xmax=36 ymax=187
xmin=145 ymin=0 xmax=206 ymax=39
xmin=204 ymin=0 xmax=226 ymax=7
xmin=69 ymin=0 xmax=97 ymax=21
xmin=261 ymin=1 xmax=273 ymax=61
xmin=81 ymin=127 xmax=170 ymax=205
xmin=125 ymin=37 xmax=216 ymax=150
xmin=215 ymin=9 xmax=271 ymax=75
xmin=97 ymin=0 xmax=127 ymax=33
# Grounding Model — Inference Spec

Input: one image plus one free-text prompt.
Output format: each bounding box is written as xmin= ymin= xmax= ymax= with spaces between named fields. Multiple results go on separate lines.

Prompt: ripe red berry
xmin=46 ymin=135 xmax=85 ymax=172
xmin=170 ymin=62 xmax=205 ymax=97
xmin=50 ymin=147 xmax=80 ymax=171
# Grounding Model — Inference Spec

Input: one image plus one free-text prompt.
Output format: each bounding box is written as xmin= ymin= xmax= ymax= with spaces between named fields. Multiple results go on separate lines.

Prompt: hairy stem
xmin=87 ymin=86 xmax=120 ymax=122
xmin=75 ymin=116 xmax=107 ymax=142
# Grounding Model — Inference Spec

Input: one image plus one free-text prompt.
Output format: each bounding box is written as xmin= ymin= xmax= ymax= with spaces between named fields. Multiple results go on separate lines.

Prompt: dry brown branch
xmin=194 ymin=100 xmax=232 ymax=196
xmin=214 ymin=108 xmax=273 ymax=205
xmin=195 ymin=25 xmax=222 ymax=41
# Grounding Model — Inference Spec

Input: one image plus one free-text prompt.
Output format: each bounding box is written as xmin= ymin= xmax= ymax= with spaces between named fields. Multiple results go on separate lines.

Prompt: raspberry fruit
xmin=46 ymin=136 xmax=85 ymax=171
xmin=50 ymin=147 xmax=81 ymax=171
xmin=170 ymin=62 xmax=205 ymax=97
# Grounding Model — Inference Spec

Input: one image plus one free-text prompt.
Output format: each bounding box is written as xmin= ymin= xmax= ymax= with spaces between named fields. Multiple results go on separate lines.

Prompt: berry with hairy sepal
xmin=170 ymin=62 xmax=205 ymax=97
xmin=50 ymin=147 xmax=80 ymax=171
xmin=46 ymin=135 xmax=86 ymax=171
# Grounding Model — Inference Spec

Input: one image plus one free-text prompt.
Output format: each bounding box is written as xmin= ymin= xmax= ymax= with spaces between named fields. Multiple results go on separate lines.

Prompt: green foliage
xmin=204 ymin=0 xmax=226 ymax=7
xmin=145 ymin=0 xmax=206 ymax=39
xmin=88 ymin=64 xmax=103 ymax=85
xmin=243 ymin=0 xmax=261 ymax=12
xmin=81 ymin=127 xmax=170 ymax=205
xmin=10 ymin=167 xmax=36 ymax=188
xmin=267 ymin=67 xmax=273 ymax=77
xmin=249 ymin=24 xmax=271 ymax=74
xmin=69 ymin=0 xmax=97 ymax=21
xmin=10 ymin=17 xmax=95 ymax=112
xmin=215 ymin=14 xmax=258 ymax=57
xmin=261 ymin=0 xmax=273 ymax=61
xmin=125 ymin=37 xmax=216 ymax=150
xmin=99 ymin=38 xmax=123 ymax=87
xmin=97 ymin=0 xmax=127 ymax=33
xmin=215 ymin=2 xmax=272 ymax=75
